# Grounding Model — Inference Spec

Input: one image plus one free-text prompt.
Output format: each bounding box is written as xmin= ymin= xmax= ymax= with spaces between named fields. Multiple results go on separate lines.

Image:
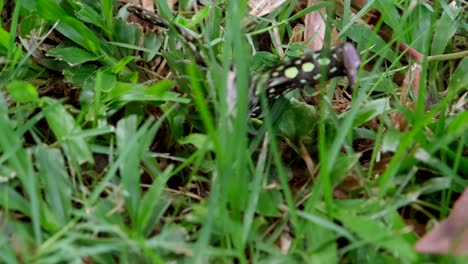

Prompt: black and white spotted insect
xmin=126 ymin=5 xmax=361 ymax=117
xmin=248 ymin=43 xmax=361 ymax=116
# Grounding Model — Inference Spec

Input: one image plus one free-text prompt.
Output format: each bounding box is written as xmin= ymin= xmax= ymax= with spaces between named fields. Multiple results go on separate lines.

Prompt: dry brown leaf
xmin=119 ymin=0 xmax=154 ymax=11
xmin=299 ymin=140 xmax=316 ymax=179
xmin=166 ymin=0 xmax=176 ymax=10
xmin=248 ymin=0 xmax=287 ymax=17
xmin=390 ymin=63 xmax=421 ymax=131
xmin=277 ymin=232 xmax=293 ymax=253
xmin=401 ymin=63 xmax=422 ymax=100
xmin=304 ymin=0 xmax=326 ymax=50
xmin=291 ymin=24 xmax=305 ymax=43
xmin=414 ymin=188 xmax=468 ymax=256
xmin=141 ymin=0 xmax=155 ymax=11
xmin=389 ymin=110 xmax=410 ymax=131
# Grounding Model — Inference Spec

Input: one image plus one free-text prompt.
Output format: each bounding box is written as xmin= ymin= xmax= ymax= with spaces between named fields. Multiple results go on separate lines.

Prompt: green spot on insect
xmin=284 ymin=67 xmax=299 ymax=78
xmin=318 ymin=58 xmax=331 ymax=65
xmin=301 ymin=62 xmax=315 ymax=72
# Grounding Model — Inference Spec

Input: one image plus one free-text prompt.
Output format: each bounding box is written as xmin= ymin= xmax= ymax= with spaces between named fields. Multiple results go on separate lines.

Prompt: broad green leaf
xmin=76 ymin=3 xmax=107 ymax=33
xmin=431 ymin=2 xmax=461 ymax=55
xmin=336 ymin=211 xmax=418 ymax=262
xmin=250 ymin=51 xmax=280 ymax=72
xmin=42 ymin=98 xmax=93 ymax=164
xmin=407 ymin=3 xmax=433 ymax=52
xmin=256 ymin=189 xmax=281 ymax=217
xmin=114 ymin=115 xmax=163 ymax=226
xmin=112 ymin=19 xmax=142 ymax=58
xmin=0 ymin=109 xmax=42 ymax=243
xmin=63 ymin=65 xmax=97 ymax=87
xmin=418 ymin=177 xmax=452 ymax=194
xmin=374 ymin=0 xmax=402 ymax=35
xmin=276 ymin=98 xmax=317 ymax=142
xmin=0 ymin=235 xmax=19 ymax=264
xmin=47 ymin=47 xmax=100 ymax=65
xmin=100 ymin=0 xmax=114 ymax=33
xmin=179 ymin=133 xmax=213 ymax=151
xmin=329 ymin=153 xmax=360 ymax=187
xmin=6 ymin=80 xmax=39 ymax=102
xmin=0 ymin=27 xmax=11 ymax=51
xmin=340 ymin=98 xmax=390 ymax=127
xmin=36 ymin=147 xmax=72 ymax=227
xmin=0 ymin=186 xmax=30 ymax=216
xmin=187 ymin=6 xmax=210 ymax=28
xmin=117 ymin=80 xmax=189 ymax=103
xmin=140 ymin=79 xmax=173 ymax=96
xmin=112 ymin=56 xmax=136 ymax=74
xmin=95 ymin=69 xmax=116 ymax=93
xmin=35 ymin=0 xmax=101 ymax=54
xmin=373 ymin=0 xmax=402 ymax=38
xmin=447 ymin=111 xmax=468 ymax=139
xmin=137 ymin=165 xmax=174 ymax=235
xmin=116 ymin=115 xmax=141 ymax=222
xmin=304 ymin=224 xmax=338 ymax=263
xmin=19 ymin=12 xmax=43 ymax=38
xmin=448 ymin=57 xmax=468 ymax=90
xmin=143 ymin=34 xmax=163 ymax=62
xmin=382 ymin=128 xmax=402 ymax=153
xmin=57 ymin=16 xmax=101 ymax=54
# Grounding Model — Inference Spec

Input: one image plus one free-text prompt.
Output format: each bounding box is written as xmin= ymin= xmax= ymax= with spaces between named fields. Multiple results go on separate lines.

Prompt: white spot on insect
xmin=268 ymin=88 xmax=276 ymax=94
xmin=268 ymin=77 xmax=287 ymax=87
xmin=300 ymin=79 xmax=307 ymax=84
xmin=281 ymin=88 xmax=292 ymax=95
xmin=284 ymin=67 xmax=299 ymax=79
xmin=301 ymin=62 xmax=315 ymax=72
xmin=333 ymin=49 xmax=341 ymax=61
xmin=318 ymin=58 xmax=330 ymax=66
xmin=330 ymin=67 xmax=338 ymax=73
xmin=313 ymin=73 xmax=321 ymax=80
xmin=276 ymin=65 xmax=285 ymax=71
xmin=271 ymin=71 xmax=280 ymax=77
xmin=294 ymin=59 xmax=302 ymax=65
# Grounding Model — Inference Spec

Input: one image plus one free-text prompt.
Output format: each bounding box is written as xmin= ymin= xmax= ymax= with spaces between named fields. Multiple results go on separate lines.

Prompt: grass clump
xmin=0 ymin=0 xmax=467 ymax=263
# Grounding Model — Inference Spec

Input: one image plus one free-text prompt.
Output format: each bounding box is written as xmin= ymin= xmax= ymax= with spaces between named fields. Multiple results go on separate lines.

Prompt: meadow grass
xmin=0 ymin=0 xmax=467 ymax=263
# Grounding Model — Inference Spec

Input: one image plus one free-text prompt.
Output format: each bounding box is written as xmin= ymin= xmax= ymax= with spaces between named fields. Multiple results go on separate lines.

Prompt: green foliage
xmin=0 ymin=0 xmax=467 ymax=263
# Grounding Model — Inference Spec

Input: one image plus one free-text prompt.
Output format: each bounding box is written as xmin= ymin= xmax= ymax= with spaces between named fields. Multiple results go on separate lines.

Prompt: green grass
xmin=0 ymin=0 xmax=467 ymax=263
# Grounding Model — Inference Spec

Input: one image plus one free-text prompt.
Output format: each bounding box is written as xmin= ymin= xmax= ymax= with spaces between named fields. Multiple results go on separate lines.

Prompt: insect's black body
xmin=127 ymin=6 xmax=361 ymax=117
xmin=249 ymin=43 xmax=361 ymax=116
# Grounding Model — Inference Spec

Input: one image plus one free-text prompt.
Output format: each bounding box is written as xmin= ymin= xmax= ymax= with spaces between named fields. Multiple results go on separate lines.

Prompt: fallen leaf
xmin=401 ymin=63 xmax=422 ymax=100
xmin=414 ymin=188 xmax=468 ymax=256
xmin=142 ymin=0 xmax=155 ymax=11
xmin=248 ymin=0 xmax=287 ymax=17
xmin=304 ymin=0 xmax=326 ymax=50
xmin=390 ymin=63 xmax=422 ymax=131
